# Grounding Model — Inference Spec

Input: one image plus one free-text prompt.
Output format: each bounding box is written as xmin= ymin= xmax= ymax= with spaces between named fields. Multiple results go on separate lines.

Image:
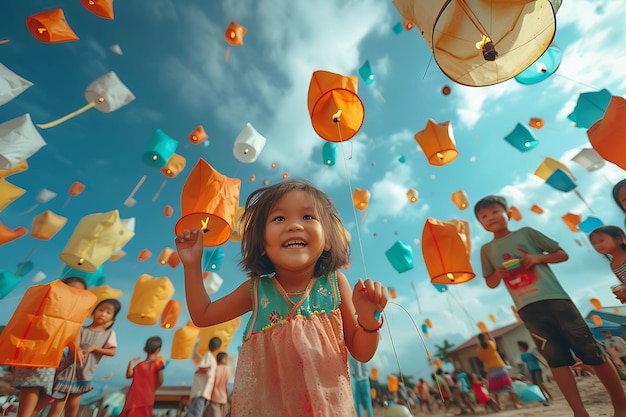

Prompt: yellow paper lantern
xmin=160 ymin=153 xmax=186 ymax=178
xmin=59 ymin=210 xmax=134 ymax=272
xmin=127 ymin=274 xmax=175 ymax=326
xmin=422 ymin=218 xmax=475 ymax=284
xmin=196 ymin=317 xmax=242 ymax=356
xmin=0 ymin=178 xmax=26 ymax=212
xmin=414 ymin=119 xmax=458 ymax=166
xmin=171 ymin=322 xmax=200 ymax=360
xmin=229 ymin=206 xmax=245 ymax=242
xmin=387 ymin=375 xmax=399 ymax=393
xmin=0 ymin=280 xmax=96 ymax=367
xmin=477 ymin=321 xmax=488 ymax=333
xmin=30 ymin=210 xmax=67 ymax=240
xmin=0 ymin=160 xmax=28 ymax=178
xmin=157 ymin=247 xmax=175 ymax=265
xmin=307 ymin=70 xmax=364 ymax=142
xmin=352 ymin=188 xmax=371 ymax=211
xmin=406 ymin=188 xmax=418 ymax=203
xmin=109 ymin=250 xmax=126 ymax=262
xmin=489 ymin=314 xmax=496 ymax=323
xmin=451 ymin=190 xmax=469 ymax=210
xmin=89 ymin=285 xmax=122 ymax=308
xmin=160 ymin=300 xmax=182 ymax=329
xmin=175 ymin=159 xmax=241 ymax=247
xmin=534 ymin=157 xmax=576 ymax=181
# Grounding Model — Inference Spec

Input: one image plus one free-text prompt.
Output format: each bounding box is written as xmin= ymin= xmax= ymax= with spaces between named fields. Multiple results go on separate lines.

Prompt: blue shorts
xmin=518 ymin=299 xmax=605 ymax=368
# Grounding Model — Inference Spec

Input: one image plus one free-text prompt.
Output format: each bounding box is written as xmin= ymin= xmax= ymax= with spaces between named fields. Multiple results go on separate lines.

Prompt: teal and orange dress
xmin=230 ymin=272 xmax=356 ymax=417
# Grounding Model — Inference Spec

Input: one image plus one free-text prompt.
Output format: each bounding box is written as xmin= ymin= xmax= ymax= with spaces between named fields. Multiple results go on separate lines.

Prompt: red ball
xmin=442 ymin=85 xmax=451 ymax=96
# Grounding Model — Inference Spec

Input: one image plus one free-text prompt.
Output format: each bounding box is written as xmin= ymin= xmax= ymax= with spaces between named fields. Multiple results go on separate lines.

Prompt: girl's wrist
xmin=357 ymin=316 xmax=383 ymax=333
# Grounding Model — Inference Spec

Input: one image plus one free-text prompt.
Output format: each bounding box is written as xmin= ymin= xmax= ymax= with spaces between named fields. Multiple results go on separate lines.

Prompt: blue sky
xmin=1 ymin=0 xmax=626 ymax=393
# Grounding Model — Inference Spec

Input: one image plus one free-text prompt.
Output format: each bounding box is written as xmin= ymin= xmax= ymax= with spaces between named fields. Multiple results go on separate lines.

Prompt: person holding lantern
xmin=475 ymin=194 xmax=626 ymax=417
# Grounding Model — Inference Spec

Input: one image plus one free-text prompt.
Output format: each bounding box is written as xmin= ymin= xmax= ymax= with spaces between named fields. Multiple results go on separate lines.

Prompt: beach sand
xmin=372 ymin=375 xmax=625 ymax=417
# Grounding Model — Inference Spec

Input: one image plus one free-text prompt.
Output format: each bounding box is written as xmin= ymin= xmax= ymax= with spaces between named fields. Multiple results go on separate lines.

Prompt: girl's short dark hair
xmin=612 ymin=179 xmax=626 ymax=213
xmin=145 ymin=336 xmax=162 ymax=354
xmin=589 ymin=225 xmax=626 ymax=251
xmin=62 ymin=276 xmax=88 ymax=289
xmin=239 ymin=179 xmax=350 ymax=278
xmin=473 ymin=195 xmax=508 ymax=218
xmin=93 ymin=298 xmax=122 ymax=328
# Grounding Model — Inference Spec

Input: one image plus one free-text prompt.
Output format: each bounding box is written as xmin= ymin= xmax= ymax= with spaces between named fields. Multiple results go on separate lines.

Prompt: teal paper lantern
xmin=392 ymin=22 xmax=403 ymax=34
xmin=578 ymin=216 xmax=604 ymax=234
xmin=61 ymin=264 xmax=105 ymax=287
xmin=504 ymin=123 xmax=538 ymax=152
xmin=0 ymin=270 xmax=20 ymax=299
xmin=433 ymin=284 xmax=448 ymax=293
xmin=142 ymin=129 xmax=178 ymax=168
xmin=322 ymin=142 xmax=338 ymax=166
xmin=203 ymin=246 xmax=225 ymax=271
xmin=358 ymin=61 xmax=376 ymax=85
xmin=385 ymin=240 xmax=414 ymax=273
xmin=567 ymin=89 xmax=612 ymax=129
xmin=421 ymin=323 xmax=429 ymax=334
xmin=515 ymin=45 xmax=562 ymax=85
xmin=545 ymin=168 xmax=576 ymax=192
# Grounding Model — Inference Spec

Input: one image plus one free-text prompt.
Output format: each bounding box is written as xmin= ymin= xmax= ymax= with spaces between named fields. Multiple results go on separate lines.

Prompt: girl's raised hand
xmin=174 ymin=228 xmax=204 ymax=266
xmin=352 ymin=278 xmax=388 ymax=329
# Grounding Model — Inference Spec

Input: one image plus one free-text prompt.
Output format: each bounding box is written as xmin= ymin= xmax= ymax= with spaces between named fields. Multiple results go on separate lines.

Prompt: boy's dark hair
xmin=216 ymin=352 xmax=227 ymax=363
xmin=589 ymin=226 xmax=626 ymax=252
xmin=62 ymin=276 xmax=88 ymax=289
xmin=239 ymin=179 xmax=350 ymax=278
xmin=92 ymin=298 xmax=122 ymax=328
xmin=517 ymin=341 xmax=529 ymax=350
xmin=145 ymin=336 xmax=162 ymax=354
xmin=209 ymin=337 xmax=222 ymax=352
xmin=612 ymin=180 xmax=626 ymax=213
xmin=473 ymin=195 xmax=508 ymax=218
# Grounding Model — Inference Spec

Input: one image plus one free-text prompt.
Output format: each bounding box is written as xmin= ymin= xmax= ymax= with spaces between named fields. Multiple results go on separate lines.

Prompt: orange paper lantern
xmin=591 ymin=315 xmax=602 ymax=326
xmin=171 ymin=322 xmax=200 ymax=360
xmin=562 ymin=213 xmax=581 ymax=232
xmin=175 ymin=159 xmax=241 ymax=247
xmin=387 ymin=375 xmax=399 ymax=393
xmin=489 ymin=314 xmax=496 ymax=323
xmin=225 ymin=21 xmax=247 ymax=45
xmin=371 ymin=367 xmax=379 ymax=381
xmin=0 ymin=221 xmax=27 ymax=246
xmin=80 ymin=0 xmax=114 ymax=19
xmin=167 ymin=252 xmax=181 ymax=268
xmin=137 ymin=249 xmax=152 ymax=262
xmin=425 ymin=318 xmax=432 ymax=329
xmin=352 ymin=188 xmax=371 ymax=211
xmin=406 ymin=188 xmax=418 ymax=203
xmin=307 ymin=70 xmax=364 ymax=142
xmin=414 ymin=119 xmax=458 ymax=166
xmin=508 ymin=206 xmax=522 ymax=221
xmin=477 ymin=321 xmax=488 ymax=333
xmin=26 ymin=9 xmax=79 ymax=43
xmin=161 ymin=153 xmax=186 ymax=178
xmin=588 ymin=96 xmax=626 ymax=170
xmin=164 ymin=205 xmax=174 ymax=217
xmin=68 ymin=181 xmax=86 ymax=196
xmin=127 ymin=274 xmax=175 ymax=326
xmin=0 ymin=280 xmax=96 ymax=367
xmin=189 ymin=125 xmax=208 ymax=144
xmin=434 ymin=358 xmax=443 ymax=369
xmin=389 ymin=288 xmax=397 ymax=299
xmin=451 ymin=190 xmax=469 ymax=210
xmin=529 ymin=117 xmax=545 ymax=129
xmin=530 ymin=204 xmax=544 ymax=214
xmin=157 ymin=248 xmax=175 ymax=265
xmin=30 ymin=210 xmax=67 ymax=240
xmin=590 ymin=298 xmax=602 ymax=310
xmin=196 ymin=317 xmax=242 ymax=356
xmin=422 ymin=218 xmax=475 ymax=284
xmin=160 ymin=300 xmax=182 ymax=329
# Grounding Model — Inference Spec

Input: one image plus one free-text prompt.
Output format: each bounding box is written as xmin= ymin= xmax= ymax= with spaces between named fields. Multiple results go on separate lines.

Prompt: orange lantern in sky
xmin=30 ymin=210 xmax=67 ymax=240
xmin=406 ymin=188 xmax=418 ymax=203
xmin=387 ymin=375 xmax=399 ymax=393
xmin=137 ymin=249 xmax=152 ymax=262
xmin=68 ymin=181 xmax=86 ymax=196
xmin=529 ymin=117 xmax=545 ymax=129
xmin=307 ymin=70 xmax=364 ymax=142
xmin=168 ymin=252 xmax=181 ymax=268
xmin=530 ymin=204 xmax=544 ymax=214
xmin=371 ymin=367 xmax=379 ymax=381
xmin=176 ymin=159 xmax=241 ymax=247
xmin=562 ymin=213 xmax=581 ymax=232
xmin=160 ymin=300 xmax=182 ymax=329
xmin=422 ymin=218 xmax=475 ymax=285
xmin=590 ymin=298 xmax=602 ymax=310
xmin=80 ymin=0 xmax=114 ymax=19
xmin=0 ymin=280 xmax=96 ymax=367
xmin=434 ymin=358 xmax=443 ymax=369
xmin=489 ymin=314 xmax=496 ymax=323
xmin=189 ymin=125 xmax=208 ymax=144
xmin=127 ymin=274 xmax=175 ymax=326
xmin=0 ymin=178 xmax=25 ymax=212
xmin=225 ymin=21 xmax=247 ymax=45
xmin=352 ymin=188 xmax=371 ymax=211
xmin=403 ymin=19 xmax=413 ymax=30
xmin=588 ymin=96 xmax=626 ymax=170
xmin=414 ymin=119 xmax=458 ymax=166
xmin=161 ymin=153 xmax=186 ymax=178
xmin=477 ymin=321 xmax=488 ymax=333
xmin=451 ymin=190 xmax=469 ymax=210
xmin=26 ymin=9 xmax=79 ymax=43
xmin=164 ymin=205 xmax=174 ymax=217
xmin=389 ymin=288 xmax=397 ymax=299
xmin=0 ymin=221 xmax=27 ymax=246
xmin=0 ymin=160 xmax=28 ymax=178
xmin=425 ymin=318 xmax=433 ymax=329
xmin=509 ymin=206 xmax=522 ymax=221
xmin=590 ymin=315 xmax=602 ymax=326
xmin=171 ymin=322 xmax=200 ymax=360
xmin=196 ymin=317 xmax=242 ymax=356
xmin=157 ymin=248 xmax=175 ymax=265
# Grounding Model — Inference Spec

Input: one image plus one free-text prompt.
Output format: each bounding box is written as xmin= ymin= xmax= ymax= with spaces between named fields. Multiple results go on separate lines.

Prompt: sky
xmin=1 ymin=0 xmax=626 ymax=395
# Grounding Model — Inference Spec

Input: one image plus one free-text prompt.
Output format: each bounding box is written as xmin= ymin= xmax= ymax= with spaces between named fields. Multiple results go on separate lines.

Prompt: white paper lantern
xmin=0 ymin=63 xmax=33 ymax=106
xmin=36 ymin=188 xmax=57 ymax=203
xmin=233 ymin=123 xmax=266 ymax=163
xmin=85 ymin=71 xmax=135 ymax=113
xmin=0 ymin=114 xmax=46 ymax=169
xmin=203 ymin=271 xmax=223 ymax=294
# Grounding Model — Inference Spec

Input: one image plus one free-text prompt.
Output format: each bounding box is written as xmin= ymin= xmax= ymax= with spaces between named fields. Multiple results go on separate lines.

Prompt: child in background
xmin=117 ymin=336 xmax=165 ymax=417
xmin=209 ymin=352 xmax=230 ymax=417
xmin=589 ymin=225 xmax=626 ymax=303
xmin=470 ymin=373 xmax=500 ymax=413
xmin=187 ymin=337 xmax=221 ymax=417
xmin=517 ymin=340 xmax=552 ymax=402
xmin=175 ymin=179 xmax=389 ymax=416
xmin=475 ymin=195 xmax=626 ymax=417
xmin=45 ymin=299 xmax=121 ymax=417
xmin=13 ymin=276 xmax=88 ymax=417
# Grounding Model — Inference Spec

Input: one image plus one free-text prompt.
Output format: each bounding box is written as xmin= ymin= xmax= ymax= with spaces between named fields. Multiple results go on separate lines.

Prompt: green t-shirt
xmin=480 ymin=226 xmax=570 ymax=309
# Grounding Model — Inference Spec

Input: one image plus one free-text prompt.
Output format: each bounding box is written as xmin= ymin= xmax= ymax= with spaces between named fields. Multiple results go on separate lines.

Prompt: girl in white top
xmin=590 ymin=226 xmax=626 ymax=303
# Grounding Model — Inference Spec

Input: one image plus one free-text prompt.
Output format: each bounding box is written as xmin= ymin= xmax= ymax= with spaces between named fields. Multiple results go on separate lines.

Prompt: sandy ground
xmin=371 ymin=375 xmax=625 ymax=417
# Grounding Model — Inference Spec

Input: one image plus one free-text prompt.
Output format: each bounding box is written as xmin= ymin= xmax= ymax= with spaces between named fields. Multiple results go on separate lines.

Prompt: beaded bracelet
xmin=357 ymin=316 xmax=384 ymax=333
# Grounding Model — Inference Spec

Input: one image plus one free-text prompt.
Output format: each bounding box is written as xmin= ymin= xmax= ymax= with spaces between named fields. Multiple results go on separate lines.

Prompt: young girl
xmin=469 ymin=373 xmax=500 ymax=413
xmin=117 ymin=336 xmax=165 ymax=417
xmin=45 ymin=298 xmax=121 ymax=417
xmin=590 ymin=225 xmax=626 ymax=303
xmin=175 ymin=179 xmax=389 ymax=416
xmin=13 ymin=277 xmax=88 ymax=417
